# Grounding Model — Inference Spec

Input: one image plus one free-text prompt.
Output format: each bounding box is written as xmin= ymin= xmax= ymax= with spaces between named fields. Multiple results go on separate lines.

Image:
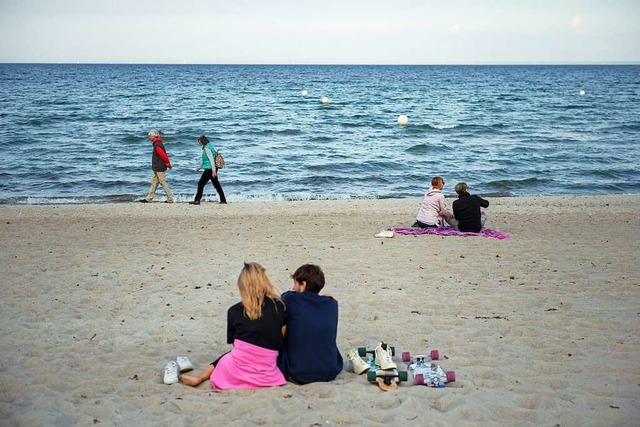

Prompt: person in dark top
xmin=278 ymin=264 xmax=343 ymax=384
xmin=189 ymin=135 xmax=227 ymax=205
xmin=452 ymin=182 xmax=489 ymax=232
xmin=173 ymin=262 xmax=287 ymax=389
xmin=141 ymin=130 xmax=174 ymax=203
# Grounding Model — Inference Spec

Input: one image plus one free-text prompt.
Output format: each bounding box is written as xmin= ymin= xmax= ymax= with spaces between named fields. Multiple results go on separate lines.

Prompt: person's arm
xmin=479 ymin=197 xmax=490 ymax=208
xmin=155 ymin=145 xmax=172 ymax=169
xmin=226 ymin=307 xmax=234 ymax=344
xmin=438 ymin=194 xmax=453 ymax=219
xmin=203 ymin=145 xmax=217 ymax=176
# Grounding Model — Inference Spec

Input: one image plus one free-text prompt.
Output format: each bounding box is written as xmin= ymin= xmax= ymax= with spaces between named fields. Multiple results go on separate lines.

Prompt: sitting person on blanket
xmin=413 ymin=176 xmax=457 ymax=229
xmin=452 ymin=182 xmax=489 ymax=233
xmin=173 ymin=262 xmax=287 ymax=389
xmin=278 ymin=264 xmax=343 ymax=384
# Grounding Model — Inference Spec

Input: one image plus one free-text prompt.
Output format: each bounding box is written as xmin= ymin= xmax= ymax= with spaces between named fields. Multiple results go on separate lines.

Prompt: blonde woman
xmin=165 ymin=263 xmax=286 ymax=389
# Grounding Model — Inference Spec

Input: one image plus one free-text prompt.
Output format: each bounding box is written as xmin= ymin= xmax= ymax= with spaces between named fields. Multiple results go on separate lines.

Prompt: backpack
xmin=214 ymin=151 xmax=225 ymax=169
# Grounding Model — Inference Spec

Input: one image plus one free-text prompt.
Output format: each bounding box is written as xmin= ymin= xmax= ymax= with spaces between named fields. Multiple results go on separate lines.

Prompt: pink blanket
xmin=390 ymin=227 xmax=510 ymax=239
xmin=210 ymin=339 xmax=286 ymax=390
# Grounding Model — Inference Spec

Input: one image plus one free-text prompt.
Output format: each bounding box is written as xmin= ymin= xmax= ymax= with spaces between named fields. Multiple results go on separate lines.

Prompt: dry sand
xmin=1 ymin=196 xmax=638 ymax=426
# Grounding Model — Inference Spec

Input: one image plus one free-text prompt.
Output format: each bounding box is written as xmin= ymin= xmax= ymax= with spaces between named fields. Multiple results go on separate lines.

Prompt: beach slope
xmin=1 ymin=196 xmax=638 ymax=426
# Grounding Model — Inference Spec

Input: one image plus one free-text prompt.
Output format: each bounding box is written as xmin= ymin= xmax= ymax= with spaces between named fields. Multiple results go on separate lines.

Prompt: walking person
xmin=140 ymin=130 xmax=174 ymax=203
xmin=189 ymin=135 xmax=227 ymax=205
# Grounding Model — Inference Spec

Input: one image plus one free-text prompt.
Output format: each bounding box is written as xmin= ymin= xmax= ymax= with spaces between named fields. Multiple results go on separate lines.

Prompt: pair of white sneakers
xmin=347 ymin=342 xmax=397 ymax=374
xmin=163 ymin=356 xmax=194 ymax=385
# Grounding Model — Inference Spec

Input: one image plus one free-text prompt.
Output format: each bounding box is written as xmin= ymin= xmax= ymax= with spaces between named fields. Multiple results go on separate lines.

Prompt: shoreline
xmin=3 ymin=192 xmax=640 ymax=207
xmin=1 ymin=195 xmax=638 ymax=425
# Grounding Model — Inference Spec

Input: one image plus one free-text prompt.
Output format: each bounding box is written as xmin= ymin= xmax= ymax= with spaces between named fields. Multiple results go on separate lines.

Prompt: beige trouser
xmin=145 ymin=171 xmax=174 ymax=202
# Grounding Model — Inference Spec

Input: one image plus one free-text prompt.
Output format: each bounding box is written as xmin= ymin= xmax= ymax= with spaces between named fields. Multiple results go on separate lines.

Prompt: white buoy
xmin=579 ymin=89 xmax=586 ymax=96
xmin=301 ymin=90 xmax=308 ymax=97
xmin=397 ymin=114 xmax=409 ymax=126
xmin=321 ymin=96 xmax=329 ymax=105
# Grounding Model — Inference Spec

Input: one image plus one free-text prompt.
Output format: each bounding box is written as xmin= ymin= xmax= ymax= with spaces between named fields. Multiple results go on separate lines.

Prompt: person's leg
xmin=145 ymin=172 xmax=159 ymax=201
xmin=193 ymin=170 xmax=211 ymax=202
xmin=412 ymin=220 xmax=437 ymax=228
xmin=210 ymin=169 xmax=227 ymax=203
xmin=179 ymin=364 xmax=215 ymax=387
xmin=156 ymin=171 xmax=173 ymax=203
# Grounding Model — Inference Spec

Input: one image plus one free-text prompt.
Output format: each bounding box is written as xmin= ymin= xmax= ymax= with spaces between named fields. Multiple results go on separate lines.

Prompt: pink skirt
xmin=210 ymin=339 xmax=286 ymax=390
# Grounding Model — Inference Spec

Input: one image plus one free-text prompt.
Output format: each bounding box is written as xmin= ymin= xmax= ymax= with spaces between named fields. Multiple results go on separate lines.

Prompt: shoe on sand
xmin=375 ymin=229 xmax=394 ymax=238
xmin=176 ymin=356 xmax=194 ymax=373
xmin=375 ymin=342 xmax=397 ymax=370
xmin=347 ymin=349 xmax=370 ymax=374
xmin=163 ymin=361 xmax=179 ymax=385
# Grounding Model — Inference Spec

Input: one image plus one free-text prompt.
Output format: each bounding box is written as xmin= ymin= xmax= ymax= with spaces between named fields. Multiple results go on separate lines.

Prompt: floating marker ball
xmin=321 ymin=96 xmax=329 ymax=104
xmin=397 ymin=114 xmax=409 ymax=125
xmin=301 ymin=90 xmax=308 ymax=97
xmin=579 ymin=89 xmax=586 ymax=96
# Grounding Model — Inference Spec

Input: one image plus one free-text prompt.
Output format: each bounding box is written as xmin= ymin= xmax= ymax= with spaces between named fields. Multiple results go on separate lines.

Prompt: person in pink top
xmin=413 ymin=176 xmax=457 ymax=229
xmin=164 ymin=262 xmax=287 ymax=389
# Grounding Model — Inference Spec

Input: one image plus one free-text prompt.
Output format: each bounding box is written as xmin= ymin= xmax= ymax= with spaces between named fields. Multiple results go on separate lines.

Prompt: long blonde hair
xmin=237 ymin=262 xmax=282 ymax=320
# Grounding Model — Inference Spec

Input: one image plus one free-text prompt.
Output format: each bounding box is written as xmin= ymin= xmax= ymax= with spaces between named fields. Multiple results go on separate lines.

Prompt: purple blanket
xmin=390 ymin=227 xmax=510 ymax=239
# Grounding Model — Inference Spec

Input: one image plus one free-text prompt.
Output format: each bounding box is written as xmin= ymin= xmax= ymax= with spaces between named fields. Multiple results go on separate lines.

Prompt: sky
xmin=0 ymin=0 xmax=639 ymax=64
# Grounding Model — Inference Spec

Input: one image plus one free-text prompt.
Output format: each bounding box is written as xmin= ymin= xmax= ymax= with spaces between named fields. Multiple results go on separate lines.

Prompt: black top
xmin=226 ymin=298 xmax=286 ymax=351
xmin=452 ymin=193 xmax=489 ymax=232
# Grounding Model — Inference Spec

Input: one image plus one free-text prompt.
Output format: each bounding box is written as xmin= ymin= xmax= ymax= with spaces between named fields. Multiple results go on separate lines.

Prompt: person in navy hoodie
xmin=278 ymin=264 xmax=343 ymax=384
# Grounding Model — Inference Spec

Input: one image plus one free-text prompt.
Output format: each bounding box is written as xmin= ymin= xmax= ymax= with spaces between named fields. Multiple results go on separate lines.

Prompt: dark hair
xmin=197 ymin=135 xmax=209 ymax=145
xmin=291 ymin=264 xmax=325 ymax=293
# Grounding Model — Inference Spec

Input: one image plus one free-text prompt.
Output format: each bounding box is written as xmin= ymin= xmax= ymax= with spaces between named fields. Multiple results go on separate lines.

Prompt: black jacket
xmin=452 ymin=193 xmax=489 ymax=232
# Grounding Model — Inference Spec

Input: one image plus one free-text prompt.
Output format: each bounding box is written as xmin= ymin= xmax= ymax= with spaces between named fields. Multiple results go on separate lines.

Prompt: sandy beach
xmin=1 ymin=195 xmax=638 ymax=426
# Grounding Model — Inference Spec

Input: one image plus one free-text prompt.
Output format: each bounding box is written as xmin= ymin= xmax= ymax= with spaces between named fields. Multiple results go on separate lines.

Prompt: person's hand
xmin=212 ymin=170 xmax=218 ymax=178
xmin=194 ymin=166 xmax=201 ymax=172
xmin=167 ymin=164 xmax=172 ymax=170
xmin=324 ymin=293 xmax=338 ymax=302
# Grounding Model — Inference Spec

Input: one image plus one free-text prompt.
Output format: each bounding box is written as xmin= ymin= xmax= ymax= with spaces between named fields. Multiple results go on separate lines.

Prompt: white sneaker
xmin=176 ymin=356 xmax=194 ymax=373
xmin=163 ymin=361 xmax=179 ymax=384
xmin=374 ymin=342 xmax=396 ymax=370
xmin=347 ymin=349 xmax=370 ymax=374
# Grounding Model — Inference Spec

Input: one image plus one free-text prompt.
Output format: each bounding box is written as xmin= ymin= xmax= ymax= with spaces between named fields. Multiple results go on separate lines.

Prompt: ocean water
xmin=0 ymin=64 xmax=639 ymax=204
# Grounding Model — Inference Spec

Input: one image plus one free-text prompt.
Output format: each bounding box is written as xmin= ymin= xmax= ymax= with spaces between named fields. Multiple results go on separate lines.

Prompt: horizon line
xmin=1 ymin=61 xmax=639 ymax=66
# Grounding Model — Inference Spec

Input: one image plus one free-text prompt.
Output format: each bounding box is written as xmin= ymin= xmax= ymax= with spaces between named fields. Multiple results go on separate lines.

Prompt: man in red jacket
xmin=141 ymin=130 xmax=174 ymax=203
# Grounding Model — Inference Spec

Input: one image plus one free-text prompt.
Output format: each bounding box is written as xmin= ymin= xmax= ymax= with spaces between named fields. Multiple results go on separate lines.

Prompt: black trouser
xmin=195 ymin=169 xmax=226 ymax=203
xmin=412 ymin=220 xmax=438 ymax=228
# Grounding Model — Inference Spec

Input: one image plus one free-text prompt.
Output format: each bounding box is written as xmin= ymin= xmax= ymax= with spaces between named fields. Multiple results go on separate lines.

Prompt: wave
xmin=486 ymin=177 xmax=550 ymax=190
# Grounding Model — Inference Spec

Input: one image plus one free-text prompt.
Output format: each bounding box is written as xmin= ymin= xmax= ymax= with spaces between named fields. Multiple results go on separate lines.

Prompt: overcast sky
xmin=1 ymin=0 xmax=638 ymax=64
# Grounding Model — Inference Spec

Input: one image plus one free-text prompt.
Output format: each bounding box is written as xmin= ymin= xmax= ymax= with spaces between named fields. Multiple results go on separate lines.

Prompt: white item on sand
xmin=375 ymin=230 xmax=394 ymax=238
xmin=163 ymin=361 xmax=179 ymax=385
xmin=176 ymin=356 xmax=194 ymax=373
xmin=347 ymin=349 xmax=370 ymax=374
xmin=374 ymin=342 xmax=397 ymax=370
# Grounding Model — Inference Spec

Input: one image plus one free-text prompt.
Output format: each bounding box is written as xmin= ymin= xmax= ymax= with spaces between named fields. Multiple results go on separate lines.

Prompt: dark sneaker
xmin=139 ymin=199 xmax=150 ymax=203
xmin=189 ymin=201 xmax=200 ymax=205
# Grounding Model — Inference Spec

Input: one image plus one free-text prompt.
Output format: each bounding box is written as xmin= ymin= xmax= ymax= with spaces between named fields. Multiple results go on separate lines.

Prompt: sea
xmin=0 ymin=64 xmax=639 ymax=204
